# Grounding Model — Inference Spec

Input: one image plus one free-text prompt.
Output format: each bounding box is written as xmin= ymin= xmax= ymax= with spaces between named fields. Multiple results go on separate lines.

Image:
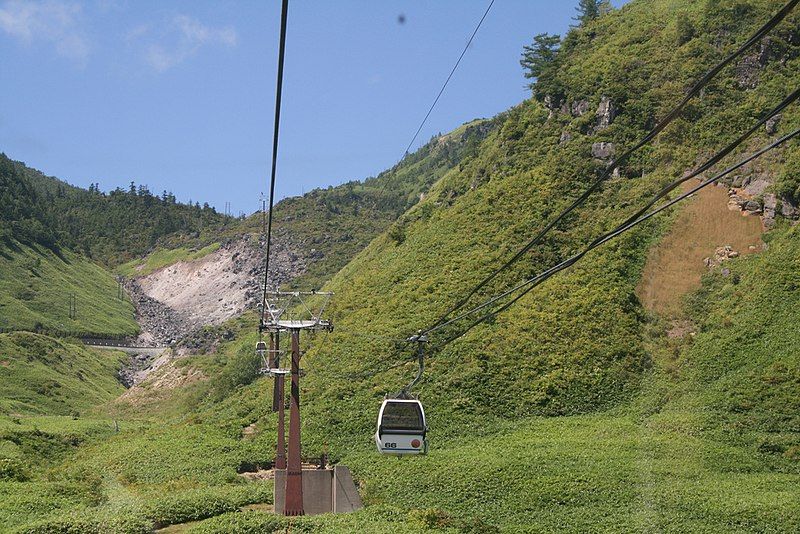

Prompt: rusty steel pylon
xmin=259 ymin=290 xmax=333 ymax=516
xmin=270 ymin=332 xmax=286 ymax=470
xmin=284 ymin=329 xmax=304 ymax=515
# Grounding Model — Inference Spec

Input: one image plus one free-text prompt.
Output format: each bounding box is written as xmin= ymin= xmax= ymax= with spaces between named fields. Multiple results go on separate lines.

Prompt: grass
xmin=637 ymin=181 xmax=763 ymax=316
xmin=2 ymin=1 xmax=800 ymax=531
xmin=116 ymin=243 xmax=221 ymax=278
xmin=0 ymin=240 xmax=138 ymax=336
xmin=0 ymin=333 xmax=127 ymax=416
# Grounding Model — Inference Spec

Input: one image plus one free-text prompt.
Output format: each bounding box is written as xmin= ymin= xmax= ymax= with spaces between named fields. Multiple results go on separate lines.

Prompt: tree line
xmin=0 ymin=153 xmax=231 ymax=264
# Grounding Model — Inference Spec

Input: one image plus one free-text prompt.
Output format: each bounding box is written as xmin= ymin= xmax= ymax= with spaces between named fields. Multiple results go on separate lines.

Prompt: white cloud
xmin=0 ymin=0 xmax=89 ymax=63
xmin=132 ymin=14 xmax=237 ymax=72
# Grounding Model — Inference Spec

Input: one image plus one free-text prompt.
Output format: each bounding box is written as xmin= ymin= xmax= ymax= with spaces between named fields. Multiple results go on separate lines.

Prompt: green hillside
xmin=0 ymin=240 xmax=138 ymax=337
xmin=298 ymin=0 xmax=800 ymax=440
xmin=3 ymin=153 xmax=232 ymax=266
xmin=272 ymin=118 xmax=496 ymax=290
xmin=1 ymin=0 xmax=800 ymax=532
xmin=0 ymin=333 xmax=126 ymax=415
xmin=119 ymin=119 xmax=495 ymax=289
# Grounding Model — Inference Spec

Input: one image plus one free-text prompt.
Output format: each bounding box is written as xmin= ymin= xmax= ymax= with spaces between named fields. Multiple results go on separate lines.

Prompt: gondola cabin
xmin=375 ymin=398 xmax=428 ymax=455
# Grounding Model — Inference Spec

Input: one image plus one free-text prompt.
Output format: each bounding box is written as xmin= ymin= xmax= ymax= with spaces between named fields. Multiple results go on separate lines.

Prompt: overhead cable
xmin=436 ymin=125 xmax=800 ymax=348
xmin=260 ymin=0 xmax=290 ymax=332
xmin=401 ymin=0 xmax=496 ymax=159
xmin=425 ymin=87 xmax=800 ymax=337
xmin=422 ymin=0 xmax=800 ymax=335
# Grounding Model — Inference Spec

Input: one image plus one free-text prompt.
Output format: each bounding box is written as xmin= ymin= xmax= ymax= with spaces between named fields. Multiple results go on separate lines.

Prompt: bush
xmin=0 ymin=458 xmax=29 ymax=482
xmin=13 ymin=511 xmax=151 ymax=534
xmin=146 ymin=485 xmax=272 ymax=528
xmin=408 ymin=508 xmax=454 ymax=529
xmin=187 ymin=511 xmax=286 ymax=533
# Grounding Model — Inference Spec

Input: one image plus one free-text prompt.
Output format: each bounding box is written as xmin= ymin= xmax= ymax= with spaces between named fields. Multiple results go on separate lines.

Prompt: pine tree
xmin=574 ymin=0 xmax=611 ymax=26
xmin=520 ymin=33 xmax=561 ymax=89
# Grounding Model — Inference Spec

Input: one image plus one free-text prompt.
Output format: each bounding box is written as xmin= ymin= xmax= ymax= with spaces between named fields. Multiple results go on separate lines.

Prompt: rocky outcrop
xmin=727 ymin=183 xmax=799 ymax=226
xmin=595 ymin=96 xmax=617 ymax=131
xmin=763 ymin=194 xmax=778 ymax=228
xmin=703 ymin=245 xmax=740 ymax=268
xmin=124 ymin=279 xmax=190 ymax=346
xmin=592 ymin=142 xmax=615 ymax=159
xmin=125 ymin=234 xmax=306 ymax=347
xmin=781 ymin=198 xmax=799 ymax=218
xmin=766 ymin=114 xmax=782 ymax=134
xmin=735 ymin=38 xmax=772 ymax=89
xmin=744 ymin=178 xmax=770 ymax=197
xmin=570 ymin=100 xmax=591 ymax=117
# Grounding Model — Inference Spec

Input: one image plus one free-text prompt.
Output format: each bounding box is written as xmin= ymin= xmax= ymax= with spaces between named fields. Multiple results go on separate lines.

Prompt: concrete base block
xmin=275 ymin=468 xmax=357 ymax=515
xmin=333 ymin=465 xmax=363 ymax=513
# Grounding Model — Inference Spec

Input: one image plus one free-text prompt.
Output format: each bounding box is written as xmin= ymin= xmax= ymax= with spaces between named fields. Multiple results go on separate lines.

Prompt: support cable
xmin=435 ymin=126 xmax=800 ymax=348
xmin=424 ymin=88 xmax=800 ymax=337
xmin=422 ymin=0 xmax=800 ymax=335
xmin=401 ymin=0 xmax=496 ymax=159
xmin=260 ymin=0 xmax=290 ymax=335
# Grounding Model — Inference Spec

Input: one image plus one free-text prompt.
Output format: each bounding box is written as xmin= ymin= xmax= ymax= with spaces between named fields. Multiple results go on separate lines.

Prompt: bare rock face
xmin=763 ymin=193 xmax=778 ymax=228
xmin=782 ymin=197 xmax=799 ymax=219
xmin=571 ymin=100 xmax=591 ymax=117
xmin=592 ymin=142 xmax=615 ymax=160
xmin=736 ymin=38 xmax=772 ymax=89
xmin=744 ymin=200 xmax=763 ymax=214
xmin=544 ymin=95 xmax=559 ymax=119
xmin=744 ymin=178 xmax=770 ymax=197
xmin=595 ymin=96 xmax=617 ymax=131
xmin=766 ymin=114 xmax=782 ymax=135
xmin=123 ymin=280 xmax=192 ymax=346
xmin=126 ymin=234 xmax=307 ymax=346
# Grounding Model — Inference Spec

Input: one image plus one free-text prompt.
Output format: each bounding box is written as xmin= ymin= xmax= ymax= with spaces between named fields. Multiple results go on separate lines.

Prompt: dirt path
xmin=637 ymin=181 xmax=763 ymax=317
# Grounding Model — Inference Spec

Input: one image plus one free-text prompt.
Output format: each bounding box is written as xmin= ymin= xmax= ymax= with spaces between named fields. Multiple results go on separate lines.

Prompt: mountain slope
xmin=0 ymin=333 xmax=126 ymax=415
xmin=111 ymin=120 xmax=496 ymax=342
xmin=120 ymin=118 xmax=496 ymax=291
xmin=300 ymin=0 xmax=800 ymax=438
xmin=3 ymin=153 xmax=232 ymax=265
xmin=0 ymin=240 xmax=138 ymax=336
xmin=2 ymin=0 xmax=800 ymax=532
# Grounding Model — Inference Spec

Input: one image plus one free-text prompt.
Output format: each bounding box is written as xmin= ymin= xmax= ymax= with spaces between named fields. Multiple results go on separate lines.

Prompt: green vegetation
xmin=520 ymin=33 xmax=561 ymax=92
xmin=116 ymin=118 xmax=494 ymax=291
xmin=575 ymin=0 xmax=613 ymax=25
xmin=2 ymin=0 xmax=800 ymax=532
xmin=3 ymin=153 xmax=232 ymax=266
xmin=252 ymin=118 xmax=495 ymax=290
xmin=116 ymin=243 xmax=221 ymax=277
xmin=682 ymin=224 xmax=800 ymax=458
xmin=0 ymin=241 xmax=138 ymax=336
xmin=0 ymin=333 xmax=126 ymax=415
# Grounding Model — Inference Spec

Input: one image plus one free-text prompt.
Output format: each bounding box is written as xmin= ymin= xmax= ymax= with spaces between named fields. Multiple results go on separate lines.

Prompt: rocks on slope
xmin=125 ymin=234 xmax=305 ymax=346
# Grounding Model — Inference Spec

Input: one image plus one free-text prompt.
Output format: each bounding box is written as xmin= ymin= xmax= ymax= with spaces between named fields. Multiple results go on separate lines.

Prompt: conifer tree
xmin=520 ymin=33 xmax=561 ymax=90
xmin=574 ymin=0 xmax=611 ymax=26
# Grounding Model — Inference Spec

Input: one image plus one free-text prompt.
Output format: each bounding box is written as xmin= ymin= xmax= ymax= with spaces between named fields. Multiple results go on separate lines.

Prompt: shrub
xmin=0 ymin=458 xmax=29 ymax=481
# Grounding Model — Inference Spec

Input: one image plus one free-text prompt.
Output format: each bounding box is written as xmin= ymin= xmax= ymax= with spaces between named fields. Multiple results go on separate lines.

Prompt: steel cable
xmin=435 ymin=125 xmax=800 ymax=348
xmin=260 ymin=0 xmax=290 ymax=333
xmin=425 ymin=88 xmax=800 ymax=338
xmin=422 ymin=0 xmax=800 ymax=336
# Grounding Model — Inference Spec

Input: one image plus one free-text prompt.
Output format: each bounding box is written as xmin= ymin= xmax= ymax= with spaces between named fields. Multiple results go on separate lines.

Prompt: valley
xmin=1 ymin=0 xmax=800 ymax=532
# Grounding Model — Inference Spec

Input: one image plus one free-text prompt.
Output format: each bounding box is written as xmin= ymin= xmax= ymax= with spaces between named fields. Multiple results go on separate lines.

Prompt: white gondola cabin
xmin=375 ymin=398 xmax=428 ymax=455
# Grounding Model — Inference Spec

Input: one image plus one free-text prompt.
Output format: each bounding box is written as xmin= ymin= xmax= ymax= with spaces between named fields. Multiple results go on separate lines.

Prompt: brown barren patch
xmin=637 ymin=181 xmax=763 ymax=317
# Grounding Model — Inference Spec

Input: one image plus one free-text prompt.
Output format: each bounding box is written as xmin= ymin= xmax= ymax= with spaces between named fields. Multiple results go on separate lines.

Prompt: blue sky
xmin=1 ymin=0 xmax=625 ymax=215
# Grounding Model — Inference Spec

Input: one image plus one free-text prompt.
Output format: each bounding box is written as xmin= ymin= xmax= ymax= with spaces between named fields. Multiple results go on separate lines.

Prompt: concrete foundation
xmin=333 ymin=465 xmax=363 ymax=513
xmin=273 ymin=466 xmax=362 ymax=515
